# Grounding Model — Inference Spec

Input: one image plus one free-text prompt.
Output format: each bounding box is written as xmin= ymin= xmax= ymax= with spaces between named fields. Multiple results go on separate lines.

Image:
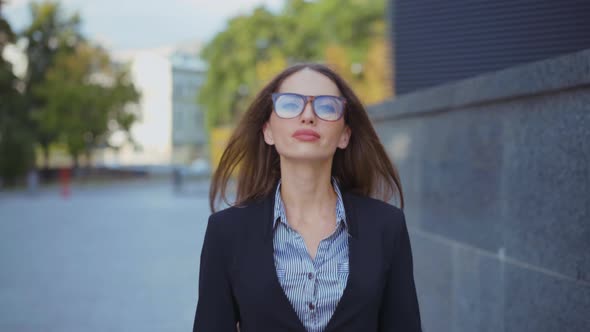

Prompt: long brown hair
xmin=209 ymin=63 xmax=404 ymax=212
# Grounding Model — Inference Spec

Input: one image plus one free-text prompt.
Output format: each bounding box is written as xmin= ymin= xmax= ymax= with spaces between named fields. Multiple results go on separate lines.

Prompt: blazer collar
xmin=258 ymin=180 xmax=363 ymax=332
xmin=262 ymin=180 xmax=359 ymax=242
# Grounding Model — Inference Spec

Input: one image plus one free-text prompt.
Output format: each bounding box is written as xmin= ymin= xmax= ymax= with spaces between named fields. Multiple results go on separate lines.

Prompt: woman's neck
xmin=279 ymin=159 xmax=337 ymax=227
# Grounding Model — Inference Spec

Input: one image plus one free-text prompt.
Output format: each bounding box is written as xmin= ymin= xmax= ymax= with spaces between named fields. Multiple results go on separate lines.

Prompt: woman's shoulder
xmin=207 ymin=197 xmax=268 ymax=228
xmin=343 ymin=191 xmax=407 ymax=234
xmin=343 ymin=191 xmax=404 ymax=218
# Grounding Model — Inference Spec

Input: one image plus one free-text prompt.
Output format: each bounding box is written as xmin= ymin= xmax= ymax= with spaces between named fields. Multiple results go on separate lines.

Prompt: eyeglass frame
xmin=271 ymin=92 xmax=347 ymax=122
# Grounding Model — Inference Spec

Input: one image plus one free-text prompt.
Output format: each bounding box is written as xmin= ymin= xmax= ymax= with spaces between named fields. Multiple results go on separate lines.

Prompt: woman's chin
xmin=280 ymin=151 xmax=335 ymax=164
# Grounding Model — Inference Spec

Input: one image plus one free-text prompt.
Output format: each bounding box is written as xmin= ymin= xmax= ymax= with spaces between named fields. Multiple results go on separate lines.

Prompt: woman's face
xmin=262 ymin=68 xmax=351 ymax=162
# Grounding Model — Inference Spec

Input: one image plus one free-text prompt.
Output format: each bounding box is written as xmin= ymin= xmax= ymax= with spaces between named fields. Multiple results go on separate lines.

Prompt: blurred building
xmin=370 ymin=1 xmax=590 ymax=331
xmin=100 ymin=41 xmax=208 ymax=167
xmin=170 ymin=52 xmax=207 ymax=165
xmin=390 ymin=0 xmax=590 ymax=94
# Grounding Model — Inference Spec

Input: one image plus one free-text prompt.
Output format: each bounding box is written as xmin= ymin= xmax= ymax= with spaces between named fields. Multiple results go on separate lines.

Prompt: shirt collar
xmin=273 ymin=176 xmax=348 ymax=231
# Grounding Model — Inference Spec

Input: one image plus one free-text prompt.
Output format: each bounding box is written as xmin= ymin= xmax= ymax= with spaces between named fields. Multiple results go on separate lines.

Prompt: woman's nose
xmin=300 ymin=101 xmax=316 ymax=124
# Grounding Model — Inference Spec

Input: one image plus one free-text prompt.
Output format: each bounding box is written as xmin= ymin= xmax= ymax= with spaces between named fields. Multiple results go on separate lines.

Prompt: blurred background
xmin=0 ymin=0 xmax=589 ymax=331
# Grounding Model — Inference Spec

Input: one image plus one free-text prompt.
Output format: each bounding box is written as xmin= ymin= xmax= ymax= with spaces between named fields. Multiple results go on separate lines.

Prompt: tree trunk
xmin=41 ymin=143 xmax=50 ymax=170
xmin=85 ymin=149 xmax=93 ymax=171
xmin=72 ymin=153 xmax=79 ymax=170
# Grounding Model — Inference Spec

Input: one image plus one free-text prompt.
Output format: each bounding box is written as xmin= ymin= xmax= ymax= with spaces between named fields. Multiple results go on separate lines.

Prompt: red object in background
xmin=59 ymin=167 xmax=71 ymax=198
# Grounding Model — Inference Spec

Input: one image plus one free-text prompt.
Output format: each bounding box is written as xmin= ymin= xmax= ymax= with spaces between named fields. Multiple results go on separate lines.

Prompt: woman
xmin=193 ymin=63 xmax=422 ymax=332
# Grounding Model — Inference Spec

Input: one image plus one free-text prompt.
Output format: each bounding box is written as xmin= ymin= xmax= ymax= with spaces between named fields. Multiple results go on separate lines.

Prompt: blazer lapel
xmin=324 ymin=191 xmax=360 ymax=332
xmin=258 ymin=187 xmax=362 ymax=332
xmin=261 ymin=186 xmax=308 ymax=332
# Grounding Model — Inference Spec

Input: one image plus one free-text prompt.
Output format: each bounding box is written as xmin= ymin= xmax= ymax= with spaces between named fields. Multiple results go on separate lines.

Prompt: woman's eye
xmin=317 ymin=104 xmax=336 ymax=113
xmin=282 ymin=103 xmax=300 ymax=110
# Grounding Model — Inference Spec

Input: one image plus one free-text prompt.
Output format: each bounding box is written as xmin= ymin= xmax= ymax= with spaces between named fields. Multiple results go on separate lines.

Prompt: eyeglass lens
xmin=273 ymin=94 xmax=343 ymax=121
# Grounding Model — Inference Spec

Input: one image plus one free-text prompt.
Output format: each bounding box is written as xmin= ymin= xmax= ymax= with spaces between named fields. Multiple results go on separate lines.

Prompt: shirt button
xmin=308 ymin=303 xmax=315 ymax=311
xmin=308 ymin=272 xmax=314 ymax=280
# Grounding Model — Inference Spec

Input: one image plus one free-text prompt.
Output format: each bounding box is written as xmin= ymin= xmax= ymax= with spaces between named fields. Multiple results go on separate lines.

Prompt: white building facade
xmin=170 ymin=52 xmax=208 ymax=165
xmin=100 ymin=42 xmax=208 ymax=167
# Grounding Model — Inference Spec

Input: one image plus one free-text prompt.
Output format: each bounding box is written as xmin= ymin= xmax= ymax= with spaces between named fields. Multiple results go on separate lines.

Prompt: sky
xmin=3 ymin=0 xmax=286 ymax=51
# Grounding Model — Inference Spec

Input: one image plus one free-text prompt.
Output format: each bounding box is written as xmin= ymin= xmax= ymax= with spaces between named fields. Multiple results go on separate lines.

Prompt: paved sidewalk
xmin=0 ymin=179 xmax=210 ymax=331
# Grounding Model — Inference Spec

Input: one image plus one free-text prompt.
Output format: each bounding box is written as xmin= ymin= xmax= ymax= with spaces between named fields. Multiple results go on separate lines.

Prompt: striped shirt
xmin=272 ymin=177 xmax=350 ymax=332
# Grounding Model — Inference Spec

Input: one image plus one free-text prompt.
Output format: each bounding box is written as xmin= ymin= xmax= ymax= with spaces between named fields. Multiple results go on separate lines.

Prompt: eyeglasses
xmin=271 ymin=93 xmax=346 ymax=122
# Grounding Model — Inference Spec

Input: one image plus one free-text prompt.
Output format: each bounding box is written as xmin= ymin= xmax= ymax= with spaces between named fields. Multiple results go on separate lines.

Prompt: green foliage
xmin=198 ymin=0 xmax=389 ymax=128
xmin=0 ymin=95 xmax=35 ymax=185
xmin=199 ymin=6 xmax=283 ymax=128
xmin=23 ymin=0 xmax=82 ymax=89
xmin=0 ymin=0 xmax=140 ymax=181
xmin=33 ymin=43 xmax=140 ymax=164
xmin=21 ymin=1 xmax=83 ymax=167
xmin=0 ymin=14 xmax=35 ymax=184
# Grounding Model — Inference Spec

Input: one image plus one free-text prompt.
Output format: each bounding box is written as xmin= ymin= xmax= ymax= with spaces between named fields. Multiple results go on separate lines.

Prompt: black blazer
xmin=193 ymin=185 xmax=422 ymax=332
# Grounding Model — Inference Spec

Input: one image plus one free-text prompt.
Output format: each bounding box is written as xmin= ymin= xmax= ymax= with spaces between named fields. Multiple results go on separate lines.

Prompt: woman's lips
xmin=292 ymin=129 xmax=320 ymax=141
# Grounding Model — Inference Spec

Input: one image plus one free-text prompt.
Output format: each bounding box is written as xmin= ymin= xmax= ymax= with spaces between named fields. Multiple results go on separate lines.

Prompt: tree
xmin=22 ymin=1 xmax=82 ymax=169
xmin=198 ymin=6 xmax=285 ymax=129
xmin=33 ymin=42 xmax=139 ymax=167
xmin=198 ymin=0 xmax=392 ymax=129
xmin=1 ymin=1 xmax=139 ymax=182
xmin=0 ymin=5 xmax=35 ymax=185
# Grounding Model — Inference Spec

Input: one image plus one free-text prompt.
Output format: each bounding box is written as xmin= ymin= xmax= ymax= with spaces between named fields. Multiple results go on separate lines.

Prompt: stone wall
xmin=368 ymin=48 xmax=590 ymax=332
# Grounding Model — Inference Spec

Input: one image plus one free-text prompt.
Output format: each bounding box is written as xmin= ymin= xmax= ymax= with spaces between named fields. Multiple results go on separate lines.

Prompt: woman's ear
xmin=262 ymin=121 xmax=275 ymax=145
xmin=337 ymin=125 xmax=351 ymax=149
